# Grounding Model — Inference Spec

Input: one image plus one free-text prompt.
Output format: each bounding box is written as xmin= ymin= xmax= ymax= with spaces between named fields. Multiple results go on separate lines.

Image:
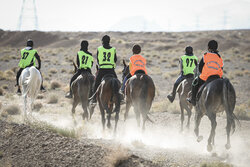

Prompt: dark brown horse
xmin=194 ymin=77 xmax=238 ymax=152
xmin=122 ymin=60 xmax=155 ymax=131
xmin=176 ymin=77 xmax=193 ymax=131
xmin=71 ymin=62 xmax=95 ymax=120
xmin=89 ymin=68 xmax=121 ymax=133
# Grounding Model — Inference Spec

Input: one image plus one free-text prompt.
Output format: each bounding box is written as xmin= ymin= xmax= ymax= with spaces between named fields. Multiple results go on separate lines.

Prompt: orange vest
xmin=129 ymin=55 xmax=147 ymax=76
xmin=200 ymin=52 xmax=223 ymax=81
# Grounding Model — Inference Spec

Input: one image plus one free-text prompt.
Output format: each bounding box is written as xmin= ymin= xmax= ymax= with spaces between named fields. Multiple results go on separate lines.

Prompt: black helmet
xmin=185 ymin=46 xmax=193 ymax=55
xmin=81 ymin=40 xmax=88 ymax=50
xmin=27 ymin=39 xmax=33 ymax=47
xmin=132 ymin=44 xmax=141 ymax=54
xmin=102 ymin=35 xmax=110 ymax=43
xmin=208 ymin=40 xmax=218 ymax=51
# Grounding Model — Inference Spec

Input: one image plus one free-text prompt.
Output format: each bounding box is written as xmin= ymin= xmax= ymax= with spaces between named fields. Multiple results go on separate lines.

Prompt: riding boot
xmin=187 ymin=84 xmax=198 ymax=106
xmin=167 ymin=82 xmax=178 ymax=103
xmin=90 ymin=85 xmax=97 ymax=105
xmin=40 ymin=85 xmax=46 ymax=92
xmin=121 ymin=76 xmax=128 ymax=94
xmin=65 ymin=89 xmax=72 ymax=99
xmin=17 ymin=86 xmax=21 ymax=95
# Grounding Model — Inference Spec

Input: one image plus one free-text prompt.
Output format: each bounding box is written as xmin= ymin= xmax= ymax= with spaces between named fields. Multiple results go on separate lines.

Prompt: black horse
xmin=194 ymin=77 xmax=238 ymax=152
xmin=122 ymin=60 xmax=155 ymax=131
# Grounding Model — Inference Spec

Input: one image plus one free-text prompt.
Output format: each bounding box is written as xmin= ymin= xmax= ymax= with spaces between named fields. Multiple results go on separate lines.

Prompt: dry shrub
xmin=0 ymin=71 xmax=6 ymax=80
xmin=2 ymin=84 xmax=8 ymax=90
xmin=106 ymin=146 xmax=129 ymax=167
xmin=0 ymin=101 xmax=2 ymax=109
xmin=234 ymin=104 xmax=250 ymax=120
xmin=61 ymin=69 xmax=67 ymax=73
xmin=50 ymin=80 xmax=61 ymax=89
xmin=152 ymin=101 xmax=168 ymax=112
xmin=0 ymin=88 xmax=4 ymax=96
xmin=49 ymin=68 xmax=57 ymax=74
xmin=37 ymin=94 xmax=44 ymax=99
xmin=48 ymin=94 xmax=58 ymax=104
xmin=1 ymin=111 xmax=8 ymax=118
xmin=234 ymin=70 xmax=244 ymax=77
xmin=200 ymin=162 xmax=232 ymax=167
xmin=5 ymin=105 xmax=20 ymax=115
xmin=33 ymin=102 xmax=43 ymax=111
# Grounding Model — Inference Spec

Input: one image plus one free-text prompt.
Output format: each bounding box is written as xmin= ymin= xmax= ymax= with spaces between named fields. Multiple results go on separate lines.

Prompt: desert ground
xmin=0 ymin=29 xmax=250 ymax=167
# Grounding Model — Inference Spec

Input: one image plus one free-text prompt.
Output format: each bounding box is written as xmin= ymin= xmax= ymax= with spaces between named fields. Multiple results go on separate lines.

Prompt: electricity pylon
xmin=17 ymin=0 xmax=38 ymax=30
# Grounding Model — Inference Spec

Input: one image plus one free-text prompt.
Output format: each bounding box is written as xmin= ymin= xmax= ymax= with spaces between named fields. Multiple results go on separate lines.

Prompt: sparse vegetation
xmin=48 ymin=94 xmax=58 ymax=104
xmin=2 ymin=84 xmax=8 ymax=90
xmin=49 ymin=68 xmax=57 ymax=74
xmin=33 ymin=102 xmax=43 ymax=111
xmin=5 ymin=105 xmax=20 ymax=115
xmin=234 ymin=104 xmax=250 ymax=120
xmin=50 ymin=81 xmax=61 ymax=89
xmin=106 ymin=146 xmax=129 ymax=167
xmin=200 ymin=162 xmax=232 ymax=167
xmin=0 ymin=88 xmax=4 ymax=96
xmin=29 ymin=120 xmax=76 ymax=138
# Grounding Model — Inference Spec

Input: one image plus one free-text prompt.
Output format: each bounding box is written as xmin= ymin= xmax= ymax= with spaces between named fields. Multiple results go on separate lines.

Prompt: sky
xmin=0 ymin=0 xmax=250 ymax=32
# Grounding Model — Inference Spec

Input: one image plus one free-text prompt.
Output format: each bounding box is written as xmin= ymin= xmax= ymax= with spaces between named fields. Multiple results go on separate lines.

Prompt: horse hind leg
xmin=207 ymin=113 xmax=217 ymax=152
xmin=194 ymin=109 xmax=203 ymax=142
xmin=186 ymin=107 xmax=192 ymax=129
xmin=124 ymin=100 xmax=131 ymax=121
xmin=99 ymin=103 xmax=106 ymax=131
xmin=225 ymin=115 xmax=233 ymax=149
xmin=180 ymin=103 xmax=184 ymax=132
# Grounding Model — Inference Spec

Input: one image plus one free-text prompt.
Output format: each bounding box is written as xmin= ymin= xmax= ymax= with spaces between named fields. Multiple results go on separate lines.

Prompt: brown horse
xmin=89 ymin=69 xmax=121 ymax=133
xmin=194 ymin=77 xmax=238 ymax=152
xmin=71 ymin=62 xmax=95 ymax=120
xmin=122 ymin=60 xmax=155 ymax=131
xmin=176 ymin=77 xmax=193 ymax=131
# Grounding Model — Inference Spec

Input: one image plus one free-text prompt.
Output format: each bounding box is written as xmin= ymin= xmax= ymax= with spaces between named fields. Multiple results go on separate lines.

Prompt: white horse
xmin=19 ymin=66 xmax=42 ymax=119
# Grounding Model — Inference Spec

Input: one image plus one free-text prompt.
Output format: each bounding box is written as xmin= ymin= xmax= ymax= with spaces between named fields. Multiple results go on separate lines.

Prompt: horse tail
xmin=23 ymin=67 xmax=41 ymax=97
xmin=140 ymin=75 xmax=148 ymax=103
xmin=140 ymin=75 xmax=154 ymax=123
xmin=223 ymin=78 xmax=239 ymax=134
xmin=111 ymin=78 xmax=120 ymax=103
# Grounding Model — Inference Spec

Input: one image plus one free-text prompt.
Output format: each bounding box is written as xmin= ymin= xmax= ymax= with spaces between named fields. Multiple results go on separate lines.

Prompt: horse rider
xmin=187 ymin=40 xmax=223 ymax=106
xmin=167 ymin=46 xmax=198 ymax=103
xmin=90 ymin=35 xmax=119 ymax=104
xmin=65 ymin=40 xmax=94 ymax=98
xmin=120 ymin=44 xmax=147 ymax=94
xmin=16 ymin=39 xmax=46 ymax=94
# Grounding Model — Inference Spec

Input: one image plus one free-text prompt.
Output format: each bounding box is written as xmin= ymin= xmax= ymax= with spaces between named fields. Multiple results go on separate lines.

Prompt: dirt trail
xmin=1 ymin=101 xmax=249 ymax=167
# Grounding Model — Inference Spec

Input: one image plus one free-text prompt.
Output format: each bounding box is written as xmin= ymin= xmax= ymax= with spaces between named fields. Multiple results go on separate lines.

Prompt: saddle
xmin=101 ymin=74 xmax=115 ymax=81
xmin=80 ymin=70 xmax=92 ymax=76
xmin=196 ymin=75 xmax=221 ymax=101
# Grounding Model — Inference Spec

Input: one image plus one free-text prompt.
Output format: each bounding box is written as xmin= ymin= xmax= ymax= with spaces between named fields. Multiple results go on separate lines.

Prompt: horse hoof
xmin=207 ymin=144 xmax=213 ymax=152
xmin=197 ymin=136 xmax=203 ymax=142
xmin=225 ymin=143 xmax=231 ymax=150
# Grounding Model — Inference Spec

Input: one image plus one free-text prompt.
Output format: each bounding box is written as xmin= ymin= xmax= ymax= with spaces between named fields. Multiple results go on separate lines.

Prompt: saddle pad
xmin=196 ymin=75 xmax=221 ymax=101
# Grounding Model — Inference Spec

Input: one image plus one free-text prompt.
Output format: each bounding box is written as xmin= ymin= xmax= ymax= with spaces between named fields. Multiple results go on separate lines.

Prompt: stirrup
xmin=65 ymin=92 xmax=72 ymax=99
xmin=167 ymin=94 xmax=174 ymax=103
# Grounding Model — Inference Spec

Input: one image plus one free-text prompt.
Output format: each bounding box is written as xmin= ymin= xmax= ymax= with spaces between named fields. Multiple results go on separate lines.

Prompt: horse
xmin=122 ymin=60 xmax=155 ymax=131
xmin=89 ymin=67 xmax=121 ymax=133
xmin=71 ymin=62 xmax=95 ymax=120
xmin=19 ymin=66 xmax=42 ymax=120
xmin=176 ymin=77 xmax=193 ymax=131
xmin=194 ymin=77 xmax=238 ymax=152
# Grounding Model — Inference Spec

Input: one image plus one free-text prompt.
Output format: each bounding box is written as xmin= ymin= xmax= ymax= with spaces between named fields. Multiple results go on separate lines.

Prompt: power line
xmin=17 ymin=0 xmax=38 ymax=30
